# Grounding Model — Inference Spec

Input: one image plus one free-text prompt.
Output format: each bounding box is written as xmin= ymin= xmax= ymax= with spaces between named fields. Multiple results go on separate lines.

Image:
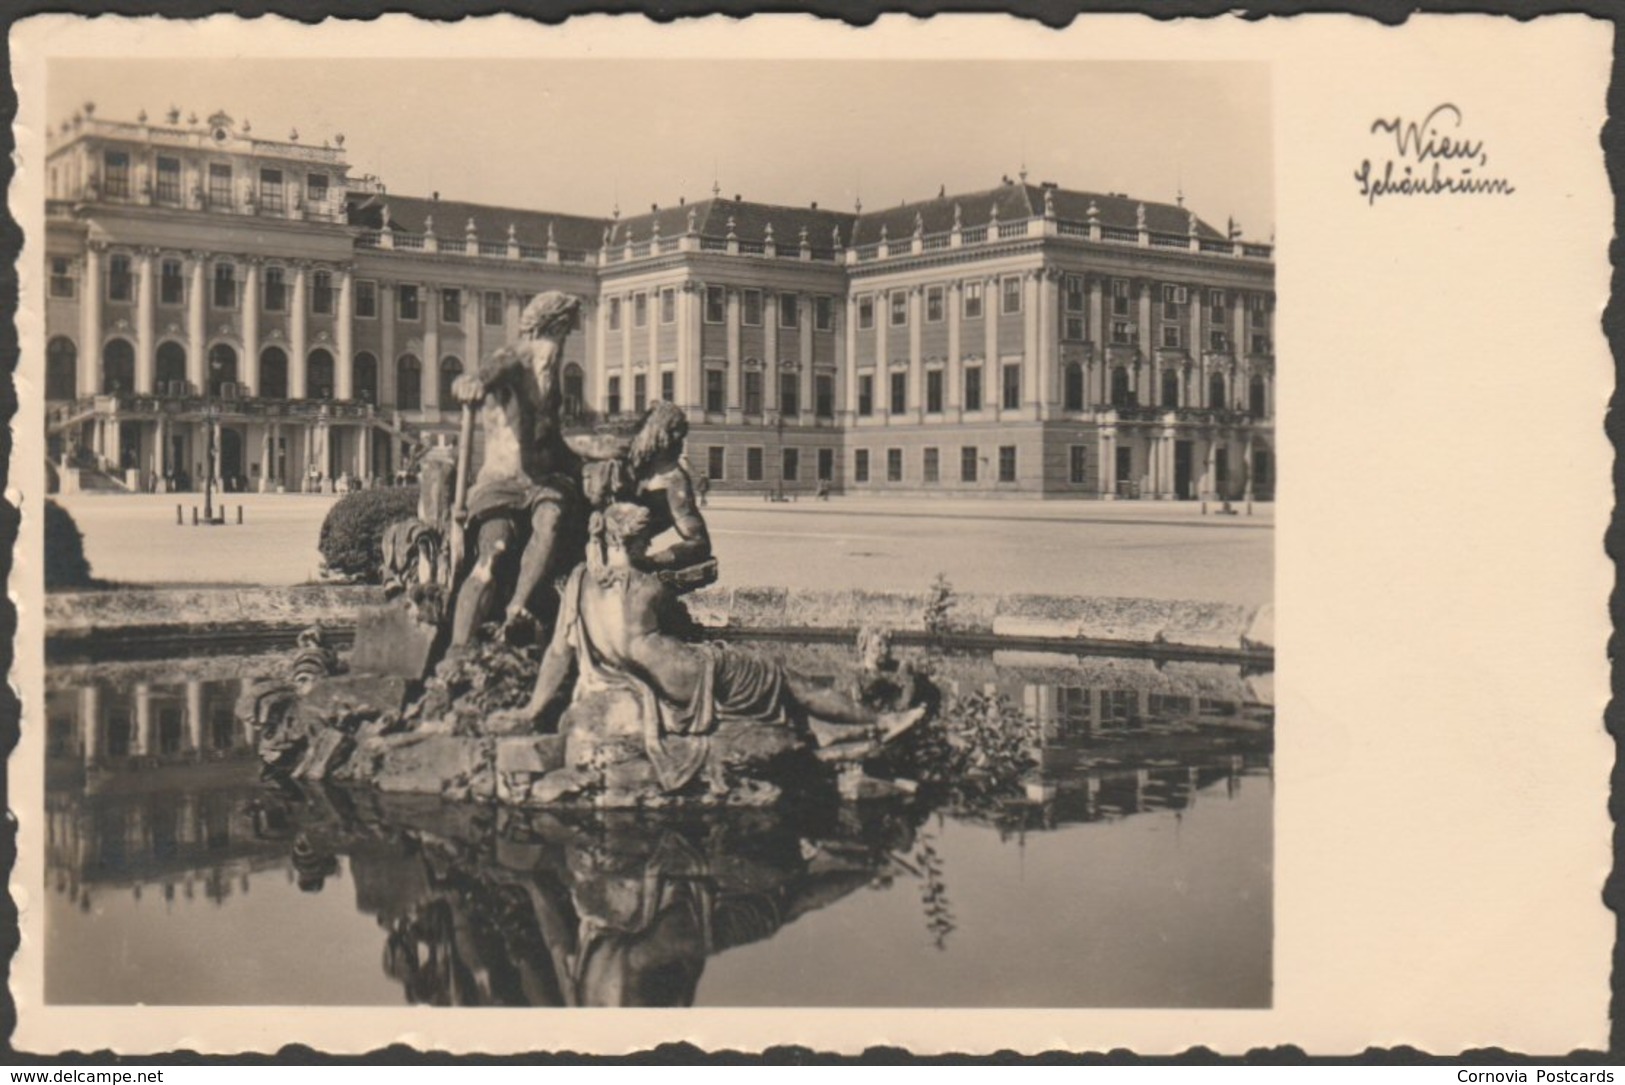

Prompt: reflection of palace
xmin=45 ymin=104 xmax=1274 ymax=498
xmin=45 ymin=678 xmax=250 ymax=772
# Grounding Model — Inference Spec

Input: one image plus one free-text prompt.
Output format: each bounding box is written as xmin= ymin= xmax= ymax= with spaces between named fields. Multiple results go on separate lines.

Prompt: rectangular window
xmin=264 ymin=266 xmax=287 ymax=312
xmin=1065 ymin=314 xmax=1087 ymax=341
xmin=1111 ymin=320 xmax=1136 ymax=345
xmin=212 ymin=262 xmax=237 ymax=309
xmin=890 ymin=371 xmax=907 ymax=415
xmin=964 ymin=366 xmax=983 ymax=412
xmin=782 ymin=447 xmax=800 ymax=482
xmin=306 ymin=172 xmax=329 ymax=205
xmin=1251 ymin=333 xmax=1271 ymax=355
xmin=1002 ymin=363 xmax=1021 ymax=410
xmin=608 ymin=297 xmax=622 ymax=331
xmin=440 ymin=288 xmax=461 ymax=324
xmin=926 ymin=286 xmax=944 ymax=323
xmin=103 ymin=151 xmax=130 ymax=198
xmin=259 ymin=168 xmax=284 ymax=212
xmin=858 ymin=296 xmax=875 ymax=330
xmin=817 ymin=448 xmax=834 ymax=481
xmin=1065 ymin=274 xmax=1086 ymax=312
xmin=926 ymin=369 xmax=944 ymax=413
xmin=1161 ymin=323 xmax=1183 ymax=349
xmin=854 ymin=449 xmax=870 ymax=483
xmin=208 ymin=163 xmax=233 ymax=208
xmin=746 ymin=447 xmax=764 ymax=482
xmin=660 ymin=370 xmax=675 ymax=403
xmin=705 ymin=369 xmax=726 ymax=413
xmin=814 ymin=295 xmax=834 ymax=332
xmin=660 ymin=287 xmax=676 ymax=325
xmin=1161 ymin=283 xmax=1187 ymax=318
xmin=633 ymin=292 xmax=648 ymax=328
xmin=779 ymin=293 xmax=798 ymax=329
xmin=313 ymin=270 xmax=335 ymax=316
xmin=963 ymin=281 xmax=984 ymax=320
xmin=107 ymin=254 xmax=132 ymax=302
xmin=1070 ymin=445 xmax=1088 ymax=484
xmin=633 ymin=374 xmax=648 ymax=414
xmin=606 ymin=376 xmax=622 ymax=416
xmin=744 ymin=370 xmax=763 ymax=415
xmin=160 ymin=260 xmax=184 ymax=306
xmin=707 ymin=446 xmax=725 ymax=481
xmin=1001 ymin=275 xmax=1022 ymax=315
xmin=1209 ymin=328 xmax=1229 ymax=352
xmin=886 ymin=448 xmax=903 ymax=482
xmin=705 ymin=286 xmax=725 ymax=324
xmin=923 ymin=447 xmax=940 ymax=483
xmin=780 ymin=372 xmax=799 ymax=418
xmin=50 ymin=257 xmax=74 ymax=299
xmin=1251 ymin=293 xmax=1267 ymax=313
xmin=397 ymin=284 xmax=420 ymax=322
xmin=155 ymin=157 xmax=182 ymax=204
xmin=355 ymin=279 xmax=377 ymax=319
xmin=742 ymin=289 xmax=763 ymax=327
xmin=858 ymin=375 xmax=874 ymax=417
xmin=1112 ymin=278 xmax=1131 ymax=317
xmin=483 ymin=291 xmax=503 ymax=326
xmin=999 ymin=445 xmax=1017 ymax=483
xmin=1209 ymin=288 xmax=1227 ymax=321
xmin=960 ymin=446 xmax=978 ymax=483
xmin=815 ymin=374 xmax=835 ymax=419
xmin=890 ymin=291 xmax=907 ymax=327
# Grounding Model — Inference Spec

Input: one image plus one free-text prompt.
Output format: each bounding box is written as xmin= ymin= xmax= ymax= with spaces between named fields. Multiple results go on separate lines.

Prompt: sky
xmin=49 ymin=59 xmax=1273 ymax=236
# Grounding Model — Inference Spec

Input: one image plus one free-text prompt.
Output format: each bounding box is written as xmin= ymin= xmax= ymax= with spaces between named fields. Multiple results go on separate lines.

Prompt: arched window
xmin=1249 ymin=374 xmax=1266 ymax=418
xmin=439 ymin=356 xmax=463 ymax=408
xmin=207 ymin=343 xmax=238 ymax=396
xmin=46 ymin=337 xmax=77 ymax=400
xmin=1109 ymin=366 xmax=1130 ymax=407
xmin=101 ymin=338 xmax=135 ymax=394
xmin=307 ymin=348 xmax=335 ymax=400
xmin=259 ymin=347 xmax=288 ymax=399
xmin=1161 ymin=369 xmax=1181 ymax=409
xmin=1063 ymin=363 xmax=1085 ymax=411
xmin=397 ymin=354 xmax=422 ymax=410
xmin=156 ymin=342 xmax=187 ymax=392
xmin=1209 ymin=373 xmax=1227 ymax=410
xmin=563 ymin=363 xmax=585 ymax=419
xmin=353 ymin=352 xmax=378 ymax=404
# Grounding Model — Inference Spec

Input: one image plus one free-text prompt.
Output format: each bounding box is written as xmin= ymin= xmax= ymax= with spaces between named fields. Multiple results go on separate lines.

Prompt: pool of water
xmin=44 ymin=644 xmax=1273 ymax=1008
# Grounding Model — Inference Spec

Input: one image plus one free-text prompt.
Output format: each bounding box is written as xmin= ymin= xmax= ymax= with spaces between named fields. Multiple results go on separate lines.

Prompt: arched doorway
xmin=156 ymin=342 xmax=186 ymax=392
xmin=1209 ymin=373 xmax=1227 ymax=410
xmin=207 ymin=343 xmax=238 ymax=396
xmin=1109 ymin=366 xmax=1130 ymax=407
xmin=101 ymin=338 xmax=135 ymax=394
xmin=1161 ymin=369 xmax=1181 ymax=409
xmin=439 ymin=356 xmax=462 ymax=408
xmin=219 ymin=427 xmax=244 ymax=490
xmin=563 ymin=363 xmax=585 ymax=419
xmin=1249 ymin=374 xmax=1267 ymax=418
xmin=307 ymin=349 xmax=335 ymax=400
xmin=353 ymin=352 xmax=378 ymax=404
xmin=46 ymin=337 xmax=77 ymax=400
xmin=396 ymin=354 xmax=422 ymax=410
xmin=259 ymin=347 xmax=289 ymax=399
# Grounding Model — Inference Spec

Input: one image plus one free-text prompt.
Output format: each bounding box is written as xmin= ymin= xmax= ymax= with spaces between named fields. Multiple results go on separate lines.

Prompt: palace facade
xmin=44 ymin=104 xmax=1275 ymax=499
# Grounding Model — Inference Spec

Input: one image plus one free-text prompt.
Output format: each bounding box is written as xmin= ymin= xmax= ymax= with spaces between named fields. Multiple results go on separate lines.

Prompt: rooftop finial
xmin=334 ymin=133 xmax=344 ymax=147
xmin=465 ymin=216 xmax=477 ymax=236
xmin=726 ymin=216 xmax=737 ymax=240
xmin=914 ymin=211 xmax=924 ymax=237
xmin=799 ymin=224 xmax=809 ymax=246
xmin=854 ymin=195 xmax=862 ymax=214
xmin=765 ymin=221 xmax=774 ymax=242
xmin=547 ymin=221 xmax=556 ymax=245
xmin=424 ymin=213 xmax=435 ymax=235
xmin=712 ymin=178 xmax=721 ymax=198
xmin=1044 ymin=187 xmax=1055 ymax=218
xmin=833 ymin=224 xmax=843 ymax=249
xmin=687 ymin=206 xmax=697 ymax=233
xmin=137 ymin=108 xmax=148 ymax=123
xmin=953 ymin=202 xmax=962 ymax=229
xmin=1087 ymin=199 xmax=1100 ymax=224
xmin=167 ymin=105 xmax=180 ymax=124
xmin=289 ymin=127 xmax=299 ymax=142
xmin=241 ymin=118 xmax=251 ymax=134
xmin=880 ymin=223 xmax=888 ymax=243
xmin=508 ymin=222 xmax=517 ymax=242
xmin=1136 ymin=202 xmax=1147 ymax=229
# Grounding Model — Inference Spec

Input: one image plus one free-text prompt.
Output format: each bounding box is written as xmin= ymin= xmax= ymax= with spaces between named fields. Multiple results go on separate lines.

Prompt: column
xmin=1203 ymin=436 xmax=1217 ymax=500
xmin=185 ymin=681 xmax=204 ymax=753
xmin=843 ymin=296 xmax=859 ymax=423
xmin=290 ymin=263 xmax=308 ymax=399
xmin=423 ymin=283 xmax=441 ymax=411
xmin=1037 ymin=269 xmax=1058 ymax=419
xmin=153 ymin=414 xmax=167 ymax=486
xmin=1099 ymin=425 xmax=1116 ymax=498
xmin=133 ymin=684 xmax=153 ymax=757
xmin=1023 ymin=271 xmax=1040 ymax=414
xmin=947 ymin=282 xmax=963 ymax=419
xmin=506 ymin=291 xmax=523 ymax=343
xmin=241 ymin=258 xmax=260 ymax=395
xmin=379 ymin=281 xmax=397 ymax=408
xmin=80 ymin=685 xmax=101 ymax=767
xmin=80 ymin=245 xmax=103 ymax=395
xmin=645 ymin=290 xmax=659 ymax=397
xmin=726 ymin=289 xmax=742 ymax=418
xmin=259 ymin=424 xmax=272 ymax=492
xmin=874 ymin=291 xmax=888 ymax=423
xmin=680 ymin=283 xmax=700 ymax=411
xmin=362 ymin=424 xmax=374 ymax=482
xmin=593 ymin=292 xmax=609 ymax=411
xmin=983 ymin=279 xmax=998 ymax=419
xmin=186 ymin=253 xmax=207 ymax=392
xmin=271 ymin=421 xmax=283 ymax=488
xmin=1243 ymin=436 xmax=1256 ymax=501
xmin=1137 ymin=280 xmax=1153 ymax=404
xmin=463 ymin=286 xmax=480 ymax=369
xmin=1189 ymin=284 xmax=1204 ymax=374
xmin=135 ymin=249 xmax=155 ymax=393
xmin=336 ymin=267 xmax=354 ymax=400
xmin=907 ymin=287 xmax=923 ymax=421
xmin=798 ymin=297 xmax=814 ymax=423
xmin=1089 ymin=276 xmax=1107 ymax=406
xmin=764 ymin=292 xmax=779 ymax=413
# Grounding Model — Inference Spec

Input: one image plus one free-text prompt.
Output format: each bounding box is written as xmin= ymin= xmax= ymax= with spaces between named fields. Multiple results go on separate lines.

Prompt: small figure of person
xmin=693 ymin=471 xmax=710 ymax=508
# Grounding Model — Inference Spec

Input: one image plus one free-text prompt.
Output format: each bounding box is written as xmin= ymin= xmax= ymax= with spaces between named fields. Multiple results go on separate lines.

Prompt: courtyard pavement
xmin=48 ymin=491 xmax=1273 ymax=607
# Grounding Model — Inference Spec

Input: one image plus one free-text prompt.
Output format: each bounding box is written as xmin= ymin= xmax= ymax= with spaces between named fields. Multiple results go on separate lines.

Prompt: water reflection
xmin=45 ymin=647 xmax=1272 ymax=1007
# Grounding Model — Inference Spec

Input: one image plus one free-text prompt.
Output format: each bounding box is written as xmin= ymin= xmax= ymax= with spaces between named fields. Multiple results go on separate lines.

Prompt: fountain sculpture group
xmin=240 ymin=292 xmax=932 ymax=808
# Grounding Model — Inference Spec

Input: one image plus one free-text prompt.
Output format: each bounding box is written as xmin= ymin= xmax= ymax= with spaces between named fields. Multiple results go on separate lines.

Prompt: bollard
xmin=237 ymin=505 xmax=244 ymax=525
xmin=176 ymin=504 xmax=183 ymax=525
xmin=191 ymin=507 xmax=198 ymax=525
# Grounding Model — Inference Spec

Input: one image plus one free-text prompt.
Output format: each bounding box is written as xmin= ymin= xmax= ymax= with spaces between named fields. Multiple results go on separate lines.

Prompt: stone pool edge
xmin=44 ymin=585 xmax=1276 ymax=657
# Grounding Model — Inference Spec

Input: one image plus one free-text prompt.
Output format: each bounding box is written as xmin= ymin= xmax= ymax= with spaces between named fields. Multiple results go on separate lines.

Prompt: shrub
xmin=44 ymin=499 xmax=95 ymax=590
xmin=318 ymin=487 xmax=421 ymax=584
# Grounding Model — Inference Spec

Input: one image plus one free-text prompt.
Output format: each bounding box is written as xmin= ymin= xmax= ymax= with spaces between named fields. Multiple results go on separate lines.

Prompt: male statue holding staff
xmin=447 ymin=291 xmax=584 ymax=650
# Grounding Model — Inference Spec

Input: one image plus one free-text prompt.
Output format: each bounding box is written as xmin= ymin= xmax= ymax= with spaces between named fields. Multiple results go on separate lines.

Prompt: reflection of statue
xmin=499 ymin=503 xmax=924 ymax=781
xmin=448 ymin=292 xmax=586 ymax=649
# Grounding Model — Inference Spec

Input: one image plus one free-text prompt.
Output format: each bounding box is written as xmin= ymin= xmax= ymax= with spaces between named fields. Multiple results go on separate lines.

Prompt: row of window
xmin=97 ymin=149 xmax=330 ymax=208
xmin=852 ymin=445 xmax=1026 ymax=485
xmin=701 ymin=445 xmax=838 ymax=484
xmin=854 ymin=364 xmax=1022 ymax=416
xmin=608 ymin=287 xmax=839 ymax=332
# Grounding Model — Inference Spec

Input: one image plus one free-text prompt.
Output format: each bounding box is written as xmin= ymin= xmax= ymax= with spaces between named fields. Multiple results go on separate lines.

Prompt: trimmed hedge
xmin=318 ymin=487 xmax=421 ymax=584
xmin=44 ymin=499 xmax=95 ymax=590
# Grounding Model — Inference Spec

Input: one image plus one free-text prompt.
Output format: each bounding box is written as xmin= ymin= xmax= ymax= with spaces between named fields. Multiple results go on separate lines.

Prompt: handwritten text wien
xmin=1356 ymin=104 xmax=1516 ymax=206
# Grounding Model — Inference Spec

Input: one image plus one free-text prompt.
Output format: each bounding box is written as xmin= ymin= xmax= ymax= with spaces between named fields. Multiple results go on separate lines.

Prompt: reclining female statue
xmin=494 ymin=502 xmax=925 ymax=789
